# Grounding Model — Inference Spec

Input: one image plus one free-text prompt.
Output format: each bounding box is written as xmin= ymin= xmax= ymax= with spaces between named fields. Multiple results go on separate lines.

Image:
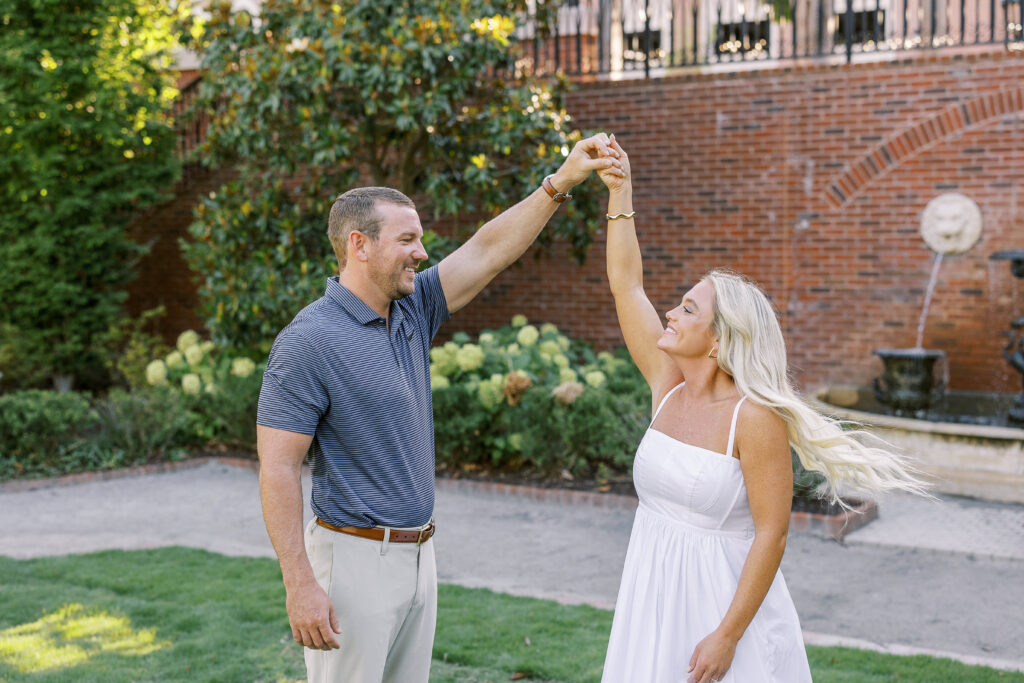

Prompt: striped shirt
xmin=256 ymin=266 xmax=450 ymax=528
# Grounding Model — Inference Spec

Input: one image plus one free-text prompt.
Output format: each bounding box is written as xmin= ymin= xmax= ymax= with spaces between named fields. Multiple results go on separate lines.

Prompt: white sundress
xmin=602 ymin=383 xmax=812 ymax=683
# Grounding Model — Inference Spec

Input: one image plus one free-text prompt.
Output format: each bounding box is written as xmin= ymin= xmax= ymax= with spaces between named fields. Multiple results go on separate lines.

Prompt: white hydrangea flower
xmin=516 ymin=325 xmax=539 ymax=347
xmin=557 ymin=335 xmax=570 ymax=350
xmin=507 ymin=433 xmax=524 ymax=452
xmin=430 ymin=346 xmax=458 ymax=376
xmin=478 ymin=332 xmax=495 ymax=345
xmin=165 ymin=351 xmax=185 ymax=370
xmin=181 ymin=373 xmax=202 ymax=395
xmin=559 ymin=367 xmax=578 ymax=384
xmin=540 ymin=322 xmax=559 ymax=335
xmin=455 ymin=344 xmax=485 ymax=372
xmin=505 ymin=343 xmax=520 ymax=355
xmin=584 ymin=370 xmax=607 ymax=388
xmin=145 ymin=359 xmax=168 ymax=386
xmin=553 ymin=353 xmax=570 ymax=368
xmin=511 ymin=314 xmax=528 ymax=327
xmin=199 ymin=341 xmax=215 ymax=354
xmin=431 ymin=375 xmax=450 ymax=390
xmin=231 ymin=357 xmax=256 ymax=378
xmin=185 ymin=345 xmax=204 ymax=366
xmin=477 ymin=376 xmax=503 ymax=410
xmin=176 ymin=330 xmax=201 ymax=353
xmin=538 ymin=340 xmax=560 ymax=356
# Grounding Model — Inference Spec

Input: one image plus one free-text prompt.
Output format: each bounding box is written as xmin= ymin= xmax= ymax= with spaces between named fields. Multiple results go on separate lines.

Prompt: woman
xmin=596 ymin=136 xmax=927 ymax=683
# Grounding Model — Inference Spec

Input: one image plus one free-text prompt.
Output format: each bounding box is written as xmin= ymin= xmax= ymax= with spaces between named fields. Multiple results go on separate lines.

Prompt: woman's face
xmin=656 ymin=279 xmax=718 ymax=358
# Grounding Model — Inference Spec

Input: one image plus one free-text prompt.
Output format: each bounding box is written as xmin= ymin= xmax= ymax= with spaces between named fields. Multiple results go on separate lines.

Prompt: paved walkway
xmin=2 ymin=459 xmax=1023 ymax=674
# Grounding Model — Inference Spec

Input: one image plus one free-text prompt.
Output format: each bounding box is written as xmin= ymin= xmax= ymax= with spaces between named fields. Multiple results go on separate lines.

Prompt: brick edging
xmin=434 ymin=476 xmax=640 ymax=511
xmin=0 ymin=455 xmax=259 ymax=493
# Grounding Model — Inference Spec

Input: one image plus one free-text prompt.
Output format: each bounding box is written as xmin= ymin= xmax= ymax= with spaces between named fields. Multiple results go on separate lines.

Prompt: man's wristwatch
xmin=542 ymin=175 xmax=572 ymax=203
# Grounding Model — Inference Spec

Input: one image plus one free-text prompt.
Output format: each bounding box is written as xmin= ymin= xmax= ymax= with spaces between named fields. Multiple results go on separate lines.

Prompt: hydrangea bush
xmin=431 ymin=316 xmax=649 ymax=479
xmin=141 ymin=330 xmax=264 ymax=447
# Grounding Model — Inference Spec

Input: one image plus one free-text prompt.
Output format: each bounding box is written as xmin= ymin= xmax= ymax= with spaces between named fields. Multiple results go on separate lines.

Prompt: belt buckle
xmin=417 ymin=523 xmax=432 ymax=545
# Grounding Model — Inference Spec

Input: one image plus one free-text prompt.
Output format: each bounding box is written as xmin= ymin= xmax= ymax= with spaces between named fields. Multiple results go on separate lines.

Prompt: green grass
xmin=0 ymin=548 xmax=1019 ymax=682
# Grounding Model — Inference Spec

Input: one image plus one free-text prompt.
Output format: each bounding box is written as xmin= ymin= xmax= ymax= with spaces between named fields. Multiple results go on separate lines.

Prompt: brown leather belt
xmin=316 ymin=517 xmax=435 ymax=544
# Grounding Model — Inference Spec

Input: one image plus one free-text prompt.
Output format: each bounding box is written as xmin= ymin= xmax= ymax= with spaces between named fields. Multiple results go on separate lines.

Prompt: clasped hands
xmin=549 ymin=132 xmax=629 ymax=196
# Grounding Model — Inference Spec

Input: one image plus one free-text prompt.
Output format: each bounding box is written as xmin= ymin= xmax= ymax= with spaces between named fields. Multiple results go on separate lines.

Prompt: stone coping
xmin=809 ymin=392 xmax=1024 ymax=441
xmin=0 ymin=456 xmax=645 ymax=511
xmin=0 ymin=455 xmax=259 ymax=493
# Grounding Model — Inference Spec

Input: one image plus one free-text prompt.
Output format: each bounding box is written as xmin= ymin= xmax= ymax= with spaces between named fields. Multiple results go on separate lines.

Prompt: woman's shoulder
xmin=736 ymin=396 xmax=788 ymax=441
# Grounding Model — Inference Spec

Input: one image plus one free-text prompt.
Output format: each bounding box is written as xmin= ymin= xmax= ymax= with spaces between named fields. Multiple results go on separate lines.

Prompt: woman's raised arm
xmin=598 ymin=136 xmax=681 ymax=400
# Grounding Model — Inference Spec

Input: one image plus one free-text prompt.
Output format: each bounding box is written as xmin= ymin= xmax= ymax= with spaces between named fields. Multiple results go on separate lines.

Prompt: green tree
xmin=0 ymin=0 xmax=184 ymax=389
xmin=180 ymin=0 xmax=602 ymax=352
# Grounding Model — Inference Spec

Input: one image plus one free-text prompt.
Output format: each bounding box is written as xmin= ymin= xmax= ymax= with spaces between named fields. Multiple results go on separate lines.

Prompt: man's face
xmin=364 ymin=202 xmax=428 ymax=301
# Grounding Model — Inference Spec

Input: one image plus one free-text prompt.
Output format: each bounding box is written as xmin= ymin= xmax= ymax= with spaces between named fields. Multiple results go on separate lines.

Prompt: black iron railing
xmin=516 ymin=0 xmax=1023 ymax=76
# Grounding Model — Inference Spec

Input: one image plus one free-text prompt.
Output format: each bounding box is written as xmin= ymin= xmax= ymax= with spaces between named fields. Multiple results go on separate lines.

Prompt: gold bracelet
xmin=606 ymin=211 xmax=636 ymax=220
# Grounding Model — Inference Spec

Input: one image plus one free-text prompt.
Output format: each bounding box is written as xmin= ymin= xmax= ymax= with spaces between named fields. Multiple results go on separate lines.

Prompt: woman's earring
xmin=708 ymin=347 xmax=718 ymax=360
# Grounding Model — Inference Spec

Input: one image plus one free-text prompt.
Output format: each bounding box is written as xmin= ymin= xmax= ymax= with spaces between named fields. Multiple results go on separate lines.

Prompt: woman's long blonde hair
xmin=703 ymin=269 xmax=929 ymax=504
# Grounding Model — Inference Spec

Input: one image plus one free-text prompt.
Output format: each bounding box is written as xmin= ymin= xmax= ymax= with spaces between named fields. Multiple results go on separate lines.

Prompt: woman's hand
xmin=687 ymin=629 xmax=737 ymax=683
xmin=596 ymin=134 xmax=631 ymax=194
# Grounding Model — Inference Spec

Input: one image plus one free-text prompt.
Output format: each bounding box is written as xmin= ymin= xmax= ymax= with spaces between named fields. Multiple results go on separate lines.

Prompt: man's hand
xmin=550 ymin=132 xmax=619 ymax=191
xmin=286 ymin=579 xmax=341 ymax=650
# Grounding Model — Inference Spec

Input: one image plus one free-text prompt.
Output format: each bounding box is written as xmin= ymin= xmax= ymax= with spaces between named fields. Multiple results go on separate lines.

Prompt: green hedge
xmin=0 ymin=331 xmax=264 ymax=481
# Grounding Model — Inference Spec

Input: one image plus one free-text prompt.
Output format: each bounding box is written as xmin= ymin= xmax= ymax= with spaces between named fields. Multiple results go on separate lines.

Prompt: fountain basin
xmin=814 ymin=386 xmax=1024 ymax=504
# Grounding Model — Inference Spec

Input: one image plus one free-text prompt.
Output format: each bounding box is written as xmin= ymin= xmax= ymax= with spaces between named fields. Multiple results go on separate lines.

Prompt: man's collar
xmin=324 ymin=276 xmax=385 ymax=325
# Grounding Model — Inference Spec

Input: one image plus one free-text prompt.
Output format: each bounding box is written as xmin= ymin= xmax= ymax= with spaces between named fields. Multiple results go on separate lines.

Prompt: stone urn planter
xmin=873 ymin=348 xmax=946 ymax=416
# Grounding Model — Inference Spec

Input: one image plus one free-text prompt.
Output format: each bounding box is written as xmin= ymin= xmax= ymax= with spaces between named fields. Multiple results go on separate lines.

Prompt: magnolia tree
xmin=0 ymin=0 xmax=183 ymax=389
xmin=180 ymin=0 xmax=602 ymax=352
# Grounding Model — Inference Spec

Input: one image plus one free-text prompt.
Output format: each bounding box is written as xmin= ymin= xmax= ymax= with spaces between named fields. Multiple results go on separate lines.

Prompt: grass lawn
xmin=0 ymin=548 xmax=1019 ymax=682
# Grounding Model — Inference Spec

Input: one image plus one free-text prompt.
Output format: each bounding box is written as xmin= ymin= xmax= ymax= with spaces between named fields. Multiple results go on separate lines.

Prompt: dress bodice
xmin=633 ymin=384 xmax=754 ymax=536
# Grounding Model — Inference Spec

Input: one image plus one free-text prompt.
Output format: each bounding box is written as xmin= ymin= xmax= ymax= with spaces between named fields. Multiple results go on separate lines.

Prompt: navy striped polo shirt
xmin=256 ymin=266 xmax=450 ymax=528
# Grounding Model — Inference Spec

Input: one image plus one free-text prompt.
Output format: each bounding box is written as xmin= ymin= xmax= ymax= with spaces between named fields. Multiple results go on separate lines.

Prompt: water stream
xmin=915 ymin=252 xmax=944 ymax=350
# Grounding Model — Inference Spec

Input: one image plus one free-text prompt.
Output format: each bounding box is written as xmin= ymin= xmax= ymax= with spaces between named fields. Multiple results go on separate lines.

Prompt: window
xmin=834 ymin=9 xmax=887 ymax=45
xmin=716 ymin=18 xmax=771 ymax=54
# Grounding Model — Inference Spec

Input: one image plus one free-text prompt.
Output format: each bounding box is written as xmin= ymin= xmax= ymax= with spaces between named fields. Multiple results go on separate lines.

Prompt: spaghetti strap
xmin=724 ymin=396 xmax=747 ymax=459
xmin=651 ymin=382 xmax=685 ymax=424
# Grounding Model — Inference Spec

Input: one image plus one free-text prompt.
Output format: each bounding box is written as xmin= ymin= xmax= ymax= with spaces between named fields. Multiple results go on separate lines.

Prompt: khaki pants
xmin=303 ymin=519 xmax=437 ymax=683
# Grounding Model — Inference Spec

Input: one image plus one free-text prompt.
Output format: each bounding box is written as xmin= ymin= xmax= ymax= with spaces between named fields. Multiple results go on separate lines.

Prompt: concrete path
xmin=2 ymin=459 xmax=1023 ymax=674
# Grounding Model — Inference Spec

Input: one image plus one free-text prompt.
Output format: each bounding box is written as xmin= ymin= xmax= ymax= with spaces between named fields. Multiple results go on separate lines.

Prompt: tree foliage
xmin=0 ymin=0 xmax=184 ymax=387
xmin=180 ymin=0 xmax=602 ymax=352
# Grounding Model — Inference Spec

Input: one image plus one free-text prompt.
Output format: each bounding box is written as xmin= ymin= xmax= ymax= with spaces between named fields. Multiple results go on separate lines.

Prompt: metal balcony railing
xmin=516 ymin=0 xmax=1023 ymax=76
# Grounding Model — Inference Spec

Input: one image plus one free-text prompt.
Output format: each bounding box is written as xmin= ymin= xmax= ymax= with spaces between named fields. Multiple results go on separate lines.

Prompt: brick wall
xmin=446 ymin=48 xmax=1024 ymax=393
xmin=135 ymin=47 xmax=1024 ymax=393
xmin=125 ymin=166 xmax=234 ymax=338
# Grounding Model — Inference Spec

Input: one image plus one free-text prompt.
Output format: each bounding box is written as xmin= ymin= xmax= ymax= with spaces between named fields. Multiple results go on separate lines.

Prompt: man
xmin=256 ymin=133 xmax=620 ymax=682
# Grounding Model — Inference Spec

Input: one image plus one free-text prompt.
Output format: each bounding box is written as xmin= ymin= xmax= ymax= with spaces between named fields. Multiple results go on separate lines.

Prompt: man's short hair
xmin=327 ymin=187 xmax=416 ymax=269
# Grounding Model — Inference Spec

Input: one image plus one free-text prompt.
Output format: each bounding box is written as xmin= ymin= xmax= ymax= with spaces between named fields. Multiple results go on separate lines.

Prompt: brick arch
xmin=824 ymin=87 xmax=1024 ymax=208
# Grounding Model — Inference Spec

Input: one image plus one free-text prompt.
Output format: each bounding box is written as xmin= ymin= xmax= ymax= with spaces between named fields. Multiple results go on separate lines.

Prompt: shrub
xmin=0 ymin=390 xmax=99 ymax=478
xmin=140 ymin=329 xmax=264 ymax=449
xmin=93 ymin=388 xmax=197 ymax=465
xmin=431 ymin=319 xmax=649 ymax=478
xmin=179 ymin=0 xmax=602 ymax=353
xmin=0 ymin=0 xmax=183 ymax=388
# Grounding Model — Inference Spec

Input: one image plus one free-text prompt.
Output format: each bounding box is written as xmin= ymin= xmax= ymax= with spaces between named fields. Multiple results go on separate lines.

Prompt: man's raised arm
xmin=437 ymin=133 xmax=619 ymax=313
